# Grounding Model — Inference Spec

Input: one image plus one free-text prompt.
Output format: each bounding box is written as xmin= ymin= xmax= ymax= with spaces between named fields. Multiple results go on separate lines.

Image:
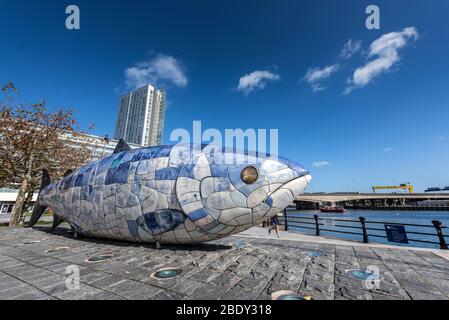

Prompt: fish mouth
xmin=265 ymin=174 xmax=312 ymax=210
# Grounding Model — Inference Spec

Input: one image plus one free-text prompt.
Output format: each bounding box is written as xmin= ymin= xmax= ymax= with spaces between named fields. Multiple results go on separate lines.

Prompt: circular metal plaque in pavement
xmin=85 ymin=253 xmax=114 ymax=263
xmin=271 ymin=290 xmax=313 ymax=301
xmin=348 ymin=269 xmax=379 ymax=281
xmin=152 ymin=268 xmax=182 ymax=279
xmin=277 ymin=294 xmax=312 ymax=300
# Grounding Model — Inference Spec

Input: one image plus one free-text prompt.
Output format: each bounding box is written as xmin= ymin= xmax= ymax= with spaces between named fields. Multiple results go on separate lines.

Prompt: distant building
xmin=114 ymin=84 xmax=166 ymax=146
xmin=72 ymin=133 xmax=141 ymax=161
xmin=0 ymin=133 xmax=141 ymax=216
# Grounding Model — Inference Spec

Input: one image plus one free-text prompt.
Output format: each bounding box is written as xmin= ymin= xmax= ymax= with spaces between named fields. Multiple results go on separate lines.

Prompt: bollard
xmin=314 ymin=215 xmax=320 ymax=236
xmin=359 ymin=217 xmax=369 ymax=243
xmin=284 ymin=209 xmax=289 ymax=231
xmin=432 ymin=220 xmax=448 ymax=250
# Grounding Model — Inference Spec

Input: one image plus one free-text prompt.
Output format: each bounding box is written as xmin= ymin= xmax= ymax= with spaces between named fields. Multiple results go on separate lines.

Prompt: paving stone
xmin=1 ymin=226 xmax=449 ymax=300
xmin=220 ymin=284 xmax=259 ymax=300
xmin=406 ymin=290 xmax=448 ymax=300
xmin=0 ymin=284 xmax=34 ymax=299
xmin=127 ymin=287 xmax=162 ymax=300
xmin=89 ymin=274 xmax=126 ymax=288
xmin=371 ymin=292 xmax=410 ymax=300
xmin=151 ymin=290 xmax=186 ymax=300
xmin=8 ymin=290 xmax=53 ymax=300
xmin=55 ymin=285 xmax=101 ymax=300
xmin=80 ymin=290 xmax=127 ymax=300
xmin=41 ymin=282 xmax=72 ymax=296
xmin=28 ymin=274 xmax=66 ymax=288
xmin=334 ymin=286 xmax=373 ymax=300
xmin=170 ymin=278 xmax=204 ymax=296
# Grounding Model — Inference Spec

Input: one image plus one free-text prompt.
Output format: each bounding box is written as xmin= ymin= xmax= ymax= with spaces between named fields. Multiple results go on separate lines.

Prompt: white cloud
xmin=236 ymin=70 xmax=280 ymax=95
xmin=340 ymin=39 xmax=362 ymax=59
xmin=312 ymin=161 xmax=330 ymax=168
xmin=439 ymin=136 xmax=447 ymax=141
xmin=345 ymin=27 xmax=418 ymax=94
xmin=382 ymin=147 xmax=392 ymax=153
xmin=304 ymin=64 xmax=340 ymax=92
xmin=125 ymin=54 xmax=188 ymax=89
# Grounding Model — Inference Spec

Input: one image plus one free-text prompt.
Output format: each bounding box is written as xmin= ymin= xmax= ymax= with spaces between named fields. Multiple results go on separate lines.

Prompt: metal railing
xmin=279 ymin=211 xmax=448 ymax=250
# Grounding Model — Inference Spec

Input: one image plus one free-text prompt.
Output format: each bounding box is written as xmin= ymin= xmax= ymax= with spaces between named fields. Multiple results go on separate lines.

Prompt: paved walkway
xmin=1 ymin=225 xmax=449 ymax=300
xmin=239 ymin=227 xmax=449 ymax=260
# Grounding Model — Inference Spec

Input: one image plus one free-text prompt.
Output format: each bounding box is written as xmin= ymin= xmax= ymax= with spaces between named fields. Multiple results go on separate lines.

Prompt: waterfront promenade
xmin=295 ymin=193 xmax=449 ymax=211
xmin=1 ymin=225 xmax=449 ymax=300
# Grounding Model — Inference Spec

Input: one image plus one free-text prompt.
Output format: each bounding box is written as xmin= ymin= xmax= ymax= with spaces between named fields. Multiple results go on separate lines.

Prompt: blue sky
xmin=1 ymin=0 xmax=449 ymax=192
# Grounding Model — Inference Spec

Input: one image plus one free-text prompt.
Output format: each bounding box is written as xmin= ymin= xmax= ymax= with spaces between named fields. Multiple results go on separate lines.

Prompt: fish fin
xmin=113 ymin=139 xmax=131 ymax=154
xmin=41 ymin=169 xmax=51 ymax=189
xmin=51 ymin=214 xmax=64 ymax=231
xmin=28 ymin=169 xmax=51 ymax=227
xmin=63 ymin=169 xmax=73 ymax=177
xmin=136 ymin=209 xmax=185 ymax=236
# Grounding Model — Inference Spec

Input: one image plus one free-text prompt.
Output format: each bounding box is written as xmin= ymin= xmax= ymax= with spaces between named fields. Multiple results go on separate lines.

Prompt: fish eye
xmin=241 ymin=166 xmax=259 ymax=184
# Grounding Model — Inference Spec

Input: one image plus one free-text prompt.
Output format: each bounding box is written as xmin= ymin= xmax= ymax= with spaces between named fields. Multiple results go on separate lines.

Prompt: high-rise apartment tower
xmin=114 ymin=84 xmax=166 ymax=146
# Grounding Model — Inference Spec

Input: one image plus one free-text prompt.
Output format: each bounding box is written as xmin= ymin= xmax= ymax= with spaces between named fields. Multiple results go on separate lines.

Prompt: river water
xmin=286 ymin=210 xmax=449 ymax=249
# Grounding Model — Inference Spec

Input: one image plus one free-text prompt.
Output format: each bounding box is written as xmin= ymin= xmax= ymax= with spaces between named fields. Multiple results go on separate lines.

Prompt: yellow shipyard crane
xmin=372 ymin=183 xmax=414 ymax=194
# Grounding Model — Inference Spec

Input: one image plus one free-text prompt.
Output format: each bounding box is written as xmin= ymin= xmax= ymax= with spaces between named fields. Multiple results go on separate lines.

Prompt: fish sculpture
xmin=30 ymin=142 xmax=312 ymax=244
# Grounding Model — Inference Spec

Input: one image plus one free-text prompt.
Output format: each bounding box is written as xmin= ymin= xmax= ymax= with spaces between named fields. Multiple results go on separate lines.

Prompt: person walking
xmin=268 ymin=215 xmax=280 ymax=238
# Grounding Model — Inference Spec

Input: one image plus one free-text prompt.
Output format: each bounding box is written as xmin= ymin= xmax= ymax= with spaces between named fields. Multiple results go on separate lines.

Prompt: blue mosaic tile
xmin=138 ymin=209 xmax=185 ymax=236
xmin=188 ymin=208 xmax=208 ymax=221
xmin=288 ymin=160 xmax=309 ymax=177
xmin=80 ymin=186 xmax=93 ymax=201
xmin=131 ymin=181 xmax=141 ymax=195
xmin=71 ymin=189 xmax=81 ymax=201
xmin=156 ymin=146 xmax=172 ymax=158
xmin=105 ymin=168 xmax=117 ymax=185
xmin=214 ymin=178 xmax=230 ymax=192
xmin=136 ymin=160 xmax=152 ymax=175
xmin=177 ymin=164 xmax=196 ymax=179
xmin=115 ymin=162 xmax=131 ymax=184
xmin=265 ymin=196 xmax=273 ymax=206
xmin=74 ymin=174 xmax=84 ymax=187
xmin=199 ymin=220 xmax=221 ymax=232
xmin=130 ymin=150 xmax=145 ymax=162
xmin=81 ymin=166 xmax=95 ymax=186
xmin=155 ymin=167 xmax=178 ymax=180
xmin=228 ymin=166 xmax=245 ymax=188
xmin=96 ymin=157 xmax=112 ymax=174
xmin=111 ymin=153 xmax=125 ymax=168
xmin=210 ymin=165 xmax=229 ymax=178
xmin=126 ymin=220 xmax=140 ymax=239
xmin=138 ymin=148 xmax=156 ymax=160
xmin=126 ymin=193 xmax=140 ymax=207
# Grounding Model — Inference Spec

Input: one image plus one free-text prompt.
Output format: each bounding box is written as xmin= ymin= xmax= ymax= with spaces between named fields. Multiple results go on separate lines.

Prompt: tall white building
xmin=114 ymin=85 xmax=166 ymax=146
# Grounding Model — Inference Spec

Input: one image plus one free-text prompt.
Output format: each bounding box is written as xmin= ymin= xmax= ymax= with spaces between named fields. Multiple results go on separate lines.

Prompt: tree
xmin=0 ymin=83 xmax=93 ymax=226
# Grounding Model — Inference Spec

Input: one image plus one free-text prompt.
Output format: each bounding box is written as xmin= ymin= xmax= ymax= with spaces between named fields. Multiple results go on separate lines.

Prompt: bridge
xmin=294 ymin=193 xmax=449 ymax=211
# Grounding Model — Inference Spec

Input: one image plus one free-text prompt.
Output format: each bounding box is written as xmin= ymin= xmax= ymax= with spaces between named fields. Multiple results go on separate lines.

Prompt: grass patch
xmin=24 ymin=211 xmax=53 ymax=217
xmin=0 ymin=220 xmax=53 ymax=227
